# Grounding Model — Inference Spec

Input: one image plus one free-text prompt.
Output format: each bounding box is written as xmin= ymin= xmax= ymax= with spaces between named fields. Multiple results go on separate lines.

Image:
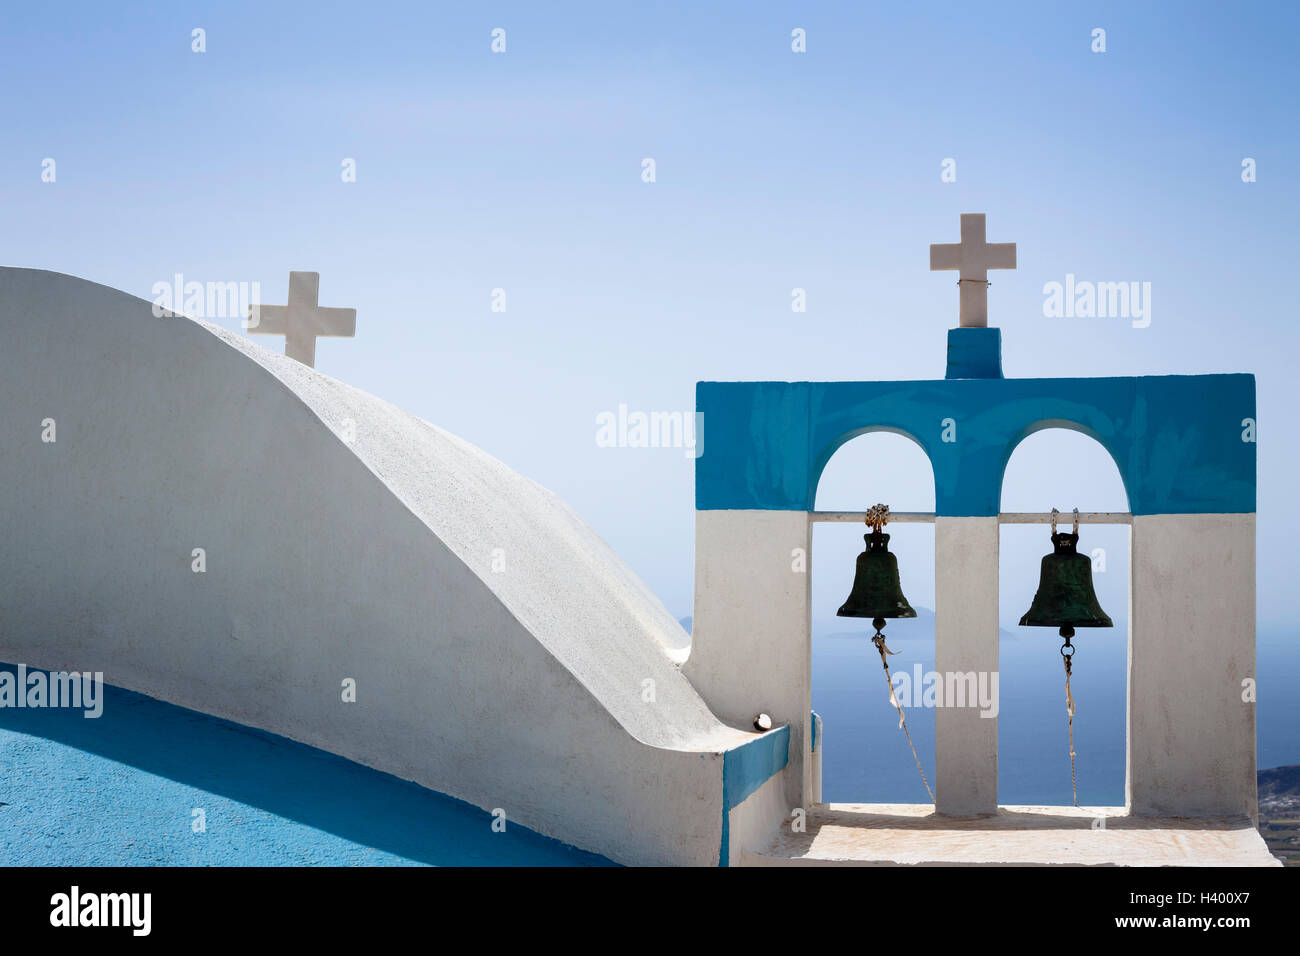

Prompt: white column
xmin=1129 ymin=514 xmax=1257 ymax=822
xmin=687 ymin=510 xmax=812 ymax=810
xmin=934 ymin=516 xmax=999 ymax=815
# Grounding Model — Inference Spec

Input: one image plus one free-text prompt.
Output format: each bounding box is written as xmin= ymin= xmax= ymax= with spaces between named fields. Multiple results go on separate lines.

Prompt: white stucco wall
xmin=726 ymin=771 xmax=789 ymax=866
xmin=1128 ymin=513 xmax=1257 ymax=823
xmin=0 ymin=267 xmax=765 ymax=866
xmin=687 ymin=509 xmax=812 ymax=813
xmin=934 ymin=516 xmax=999 ymax=815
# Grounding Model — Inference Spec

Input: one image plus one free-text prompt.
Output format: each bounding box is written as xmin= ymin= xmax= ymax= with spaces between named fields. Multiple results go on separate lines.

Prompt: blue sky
xmin=1 ymin=0 xmax=1295 ymax=635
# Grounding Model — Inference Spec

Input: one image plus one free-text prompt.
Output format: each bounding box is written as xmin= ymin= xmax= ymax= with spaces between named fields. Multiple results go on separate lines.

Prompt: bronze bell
xmin=1019 ymin=509 xmax=1113 ymax=639
xmin=838 ymin=504 xmax=916 ymax=627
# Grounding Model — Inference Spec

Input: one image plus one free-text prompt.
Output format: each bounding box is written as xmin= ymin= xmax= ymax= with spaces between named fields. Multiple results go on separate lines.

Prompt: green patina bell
xmin=1019 ymin=526 xmax=1113 ymax=638
xmin=837 ymin=529 xmax=917 ymax=623
xmin=1020 ymin=510 xmax=1109 ymax=807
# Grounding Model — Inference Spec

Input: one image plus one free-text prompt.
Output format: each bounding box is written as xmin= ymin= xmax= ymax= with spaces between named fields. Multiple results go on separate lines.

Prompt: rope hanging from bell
xmin=1062 ymin=627 xmax=1077 ymax=807
xmin=872 ymin=616 xmax=935 ymax=804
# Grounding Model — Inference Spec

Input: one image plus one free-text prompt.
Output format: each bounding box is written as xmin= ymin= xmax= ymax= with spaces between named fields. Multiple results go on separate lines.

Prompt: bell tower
xmin=684 ymin=213 xmax=1261 ymax=863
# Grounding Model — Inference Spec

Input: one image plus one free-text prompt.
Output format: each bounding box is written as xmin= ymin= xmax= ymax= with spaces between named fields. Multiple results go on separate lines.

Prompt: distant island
xmin=1259 ymin=765 xmax=1300 ymax=865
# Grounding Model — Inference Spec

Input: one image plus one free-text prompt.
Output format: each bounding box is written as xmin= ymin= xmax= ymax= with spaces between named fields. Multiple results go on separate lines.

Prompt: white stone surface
xmin=726 ymin=770 xmax=789 ymax=866
xmin=929 ymin=213 xmax=1016 ymax=327
xmin=1128 ymin=513 xmax=1258 ymax=823
xmin=0 ymin=267 xmax=757 ymax=865
xmin=745 ymin=803 xmax=1278 ymax=866
xmin=934 ymin=517 xmax=999 ymax=815
xmin=248 ymin=271 xmax=356 ymax=367
xmin=687 ymin=509 xmax=812 ymax=811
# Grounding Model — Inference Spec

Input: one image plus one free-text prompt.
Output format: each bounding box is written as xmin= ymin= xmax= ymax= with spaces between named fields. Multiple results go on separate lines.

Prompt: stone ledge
xmin=743 ymin=803 xmax=1280 ymax=866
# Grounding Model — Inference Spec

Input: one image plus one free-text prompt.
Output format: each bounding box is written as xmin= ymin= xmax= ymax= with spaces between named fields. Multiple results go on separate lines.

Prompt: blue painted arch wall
xmin=810 ymin=424 xmax=935 ymax=508
xmin=809 ymin=420 xmax=1132 ymax=514
xmin=696 ymin=374 xmax=1255 ymax=517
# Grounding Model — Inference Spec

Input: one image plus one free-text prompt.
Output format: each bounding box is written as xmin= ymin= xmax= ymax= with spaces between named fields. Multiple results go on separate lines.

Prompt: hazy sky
xmin=2 ymin=1 xmax=1293 ymax=630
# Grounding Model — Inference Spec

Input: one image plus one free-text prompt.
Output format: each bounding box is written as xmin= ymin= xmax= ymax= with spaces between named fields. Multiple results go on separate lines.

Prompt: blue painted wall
xmin=696 ymin=374 xmax=1255 ymax=516
xmin=0 ymin=664 xmax=614 ymax=866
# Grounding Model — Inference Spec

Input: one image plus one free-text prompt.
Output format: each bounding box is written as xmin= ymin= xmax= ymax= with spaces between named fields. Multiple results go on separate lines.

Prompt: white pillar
xmin=934 ymin=516 xmax=999 ymax=815
xmin=1128 ymin=514 xmax=1257 ymax=823
xmin=687 ymin=510 xmax=812 ymax=810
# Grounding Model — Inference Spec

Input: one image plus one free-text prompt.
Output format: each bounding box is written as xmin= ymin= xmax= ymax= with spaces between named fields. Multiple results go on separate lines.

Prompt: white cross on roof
xmin=247 ymin=271 xmax=356 ymax=368
xmin=930 ymin=213 xmax=1016 ymax=328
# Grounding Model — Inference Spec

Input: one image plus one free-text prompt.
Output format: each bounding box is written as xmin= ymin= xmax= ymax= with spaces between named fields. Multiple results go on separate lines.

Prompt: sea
xmin=813 ymin=614 xmax=1300 ymax=805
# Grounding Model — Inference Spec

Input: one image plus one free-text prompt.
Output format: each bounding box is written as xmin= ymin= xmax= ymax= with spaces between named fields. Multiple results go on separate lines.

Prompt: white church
xmin=0 ymin=215 xmax=1276 ymax=866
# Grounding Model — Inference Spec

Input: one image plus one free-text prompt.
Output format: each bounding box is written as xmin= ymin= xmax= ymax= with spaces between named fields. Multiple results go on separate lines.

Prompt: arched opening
xmin=998 ymin=427 xmax=1129 ymax=807
xmin=812 ymin=430 xmax=936 ymax=803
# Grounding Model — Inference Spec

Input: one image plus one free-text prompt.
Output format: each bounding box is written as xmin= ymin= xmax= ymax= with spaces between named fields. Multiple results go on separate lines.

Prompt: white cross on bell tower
xmin=247 ymin=271 xmax=356 ymax=368
xmin=930 ymin=213 xmax=1016 ymax=328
